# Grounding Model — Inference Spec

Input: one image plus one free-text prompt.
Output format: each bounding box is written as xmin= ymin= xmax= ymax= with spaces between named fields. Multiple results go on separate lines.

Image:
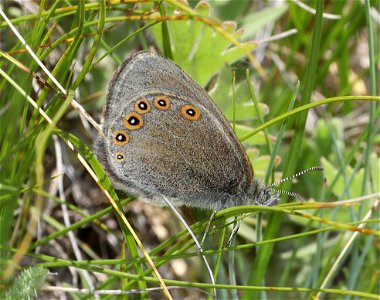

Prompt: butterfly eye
xmin=124 ymin=112 xmax=144 ymax=130
xmin=180 ymin=104 xmax=201 ymax=121
xmin=113 ymin=130 xmax=129 ymax=145
xmin=153 ymin=96 xmax=171 ymax=110
xmin=135 ymin=98 xmax=151 ymax=114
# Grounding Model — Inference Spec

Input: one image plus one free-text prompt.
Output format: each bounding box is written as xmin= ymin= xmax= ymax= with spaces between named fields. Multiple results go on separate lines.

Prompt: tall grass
xmin=0 ymin=1 xmax=379 ymax=299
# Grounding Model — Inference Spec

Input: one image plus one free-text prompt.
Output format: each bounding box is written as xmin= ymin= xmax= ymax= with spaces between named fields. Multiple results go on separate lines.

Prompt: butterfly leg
xmin=200 ymin=210 xmax=217 ymax=249
xmin=224 ymin=217 xmax=240 ymax=248
xmin=161 ymin=196 xmax=216 ymax=295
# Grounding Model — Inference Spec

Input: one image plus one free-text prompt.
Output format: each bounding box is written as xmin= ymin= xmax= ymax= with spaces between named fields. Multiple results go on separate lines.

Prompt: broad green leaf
xmin=209 ymin=64 xmax=268 ymax=120
xmin=246 ymin=151 xmax=281 ymax=179
xmin=322 ymin=157 xmax=367 ymax=199
xmin=151 ymin=1 xmax=255 ymax=86
xmin=240 ymin=5 xmax=288 ymax=40
xmin=234 ymin=124 xmax=275 ymax=146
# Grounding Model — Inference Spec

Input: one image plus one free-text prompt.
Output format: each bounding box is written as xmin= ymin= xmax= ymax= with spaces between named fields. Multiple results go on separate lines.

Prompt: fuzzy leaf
xmin=1 ymin=266 xmax=48 ymax=300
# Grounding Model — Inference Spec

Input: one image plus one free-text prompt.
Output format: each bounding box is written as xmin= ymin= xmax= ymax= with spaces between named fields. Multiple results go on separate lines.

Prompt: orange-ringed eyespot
xmin=113 ymin=130 xmax=129 ymax=145
xmin=180 ymin=104 xmax=201 ymax=121
xmin=153 ymin=96 xmax=171 ymax=110
xmin=124 ymin=112 xmax=143 ymax=130
xmin=135 ymin=98 xmax=151 ymax=114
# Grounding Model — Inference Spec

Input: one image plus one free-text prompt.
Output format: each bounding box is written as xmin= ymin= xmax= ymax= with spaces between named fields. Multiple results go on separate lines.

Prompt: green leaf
xmin=321 ymin=157 xmax=367 ymax=199
xmin=247 ymin=151 xmax=281 ymax=178
xmin=1 ymin=266 xmax=48 ymax=300
xmin=234 ymin=125 xmax=274 ymax=146
xmin=209 ymin=65 xmax=268 ymax=121
xmin=151 ymin=1 xmax=255 ymax=86
xmin=240 ymin=5 xmax=288 ymax=40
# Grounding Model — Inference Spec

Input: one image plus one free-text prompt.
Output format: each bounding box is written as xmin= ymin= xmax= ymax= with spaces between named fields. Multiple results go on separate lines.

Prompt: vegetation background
xmin=0 ymin=0 xmax=379 ymax=299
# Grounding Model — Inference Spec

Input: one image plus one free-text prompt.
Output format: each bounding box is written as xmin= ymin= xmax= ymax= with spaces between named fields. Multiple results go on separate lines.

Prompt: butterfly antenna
xmin=272 ymin=188 xmax=304 ymax=202
xmin=270 ymin=166 xmax=324 ymax=202
xmin=270 ymin=166 xmax=324 ymax=187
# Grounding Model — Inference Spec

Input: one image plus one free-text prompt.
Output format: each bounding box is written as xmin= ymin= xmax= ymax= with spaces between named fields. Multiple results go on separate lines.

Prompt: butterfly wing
xmin=95 ymin=52 xmax=253 ymax=210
